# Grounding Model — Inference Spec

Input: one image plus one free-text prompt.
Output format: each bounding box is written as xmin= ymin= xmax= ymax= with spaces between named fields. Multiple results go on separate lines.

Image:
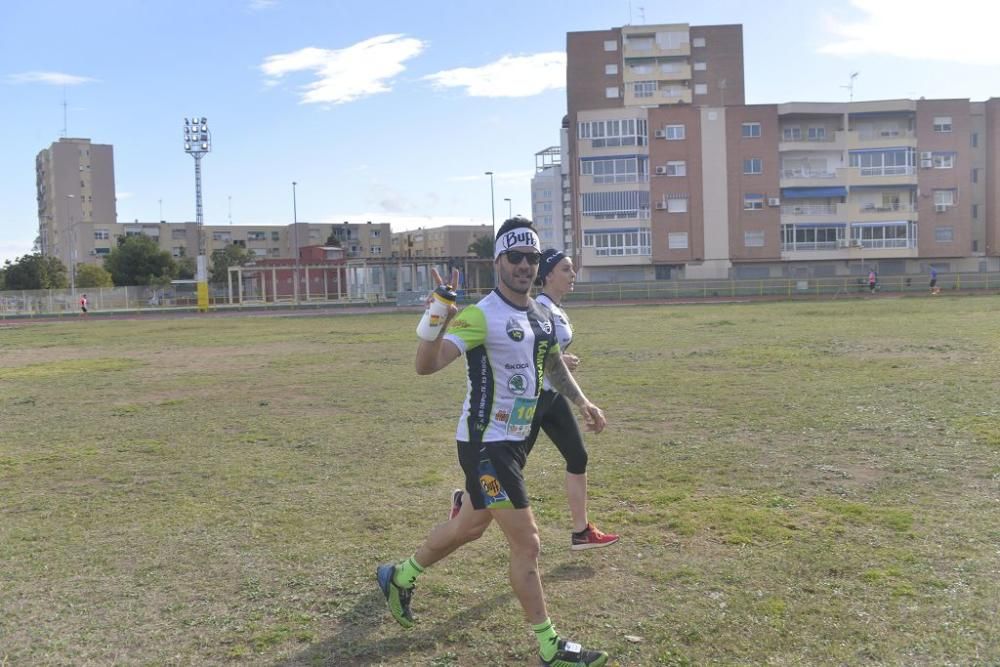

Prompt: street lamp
xmin=292 ymin=181 xmax=300 ymax=303
xmin=503 ymin=197 xmax=512 ymax=219
xmin=484 ymin=171 xmax=496 ymax=239
xmin=182 ymin=117 xmax=211 ymax=225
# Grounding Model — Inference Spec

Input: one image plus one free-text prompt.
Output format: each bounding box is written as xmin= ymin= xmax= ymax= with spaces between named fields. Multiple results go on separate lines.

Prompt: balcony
xmin=622 ymin=31 xmax=691 ymax=58
xmin=780 ymin=168 xmax=843 ymax=187
xmin=849 ymin=165 xmax=918 ymax=186
xmin=623 ymin=64 xmax=692 ymax=83
xmin=780 ymin=202 xmax=846 ymax=224
xmin=855 ymin=202 xmax=918 ymax=222
xmin=778 ymin=134 xmax=842 ymax=152
xmin=848 ymin=129 xmax=916 ymax=150
xmin=625 ymin=86 xmax=691 ymax=106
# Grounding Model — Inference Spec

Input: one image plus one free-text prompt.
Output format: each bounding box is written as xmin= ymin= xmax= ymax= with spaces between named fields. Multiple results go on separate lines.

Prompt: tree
xmin=325 ymin=227 xmax=342 ymax=247
xmin=1 ymin=253 xmax=69 ymax=290
xmin=468 ymin=235 xmax=493 ymax=258
xmin=103 ymin=235 xmax=176 ymax=286
xmin=209 ymin=243 xmax=254 ymax=285
xmin=75 ymin=263 xmax=114 ymax=288
xmin=175 ymin=256 xmax=197 ymax=280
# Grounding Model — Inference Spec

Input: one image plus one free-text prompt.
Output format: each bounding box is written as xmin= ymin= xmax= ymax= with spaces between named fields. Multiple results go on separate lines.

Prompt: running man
xmin=79 ymin=293 xmax=88 ymax=317
xmin=377 ymin=217 xmax=610 ymax=667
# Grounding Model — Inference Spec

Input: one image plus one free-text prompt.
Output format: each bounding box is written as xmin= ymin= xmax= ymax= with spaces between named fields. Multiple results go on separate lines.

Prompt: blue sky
xmin=2 ymin=0 xmax=999 ymax=262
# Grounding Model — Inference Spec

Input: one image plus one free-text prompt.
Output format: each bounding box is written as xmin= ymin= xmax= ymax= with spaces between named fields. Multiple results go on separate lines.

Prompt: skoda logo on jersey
xmin=506 ymin=317 xmax=524 ymax=342
xmin=508 ymin=374 xmax=528 ymax=395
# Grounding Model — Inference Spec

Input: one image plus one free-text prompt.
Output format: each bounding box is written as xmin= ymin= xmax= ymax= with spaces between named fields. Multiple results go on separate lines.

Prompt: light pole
xmin=503 ymin=197 xmax=512 ymax=219
xmin=292 ymin=181 xmax=300 ymax=303
xmin=485 ymin=171 xmax=496 ymax=239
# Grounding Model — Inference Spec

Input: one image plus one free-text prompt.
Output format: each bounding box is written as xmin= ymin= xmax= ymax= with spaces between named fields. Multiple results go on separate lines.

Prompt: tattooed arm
xmin=544 ymin=350 xmax=607 ymax=433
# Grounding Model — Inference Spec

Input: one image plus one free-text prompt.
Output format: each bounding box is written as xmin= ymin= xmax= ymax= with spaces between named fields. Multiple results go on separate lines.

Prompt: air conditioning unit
xmin=836 ymin=239 xmax=850 ymax=248
xmin=920 ymin=151 xmax=933 ymax=160
xmin=655 ymin=201 xmax=668 ymax=210
xmin=767 ymin=197 xmax=781 ymax=207
xmin=935 ymin=204 xmax=949 ymax=213
xmin=654 ymin=129 xmax=666 ymax=139
xmin=654 ymin=166 xmax=668 ymax=175
xmin=920 ymin=159 xmax=933 ymax=168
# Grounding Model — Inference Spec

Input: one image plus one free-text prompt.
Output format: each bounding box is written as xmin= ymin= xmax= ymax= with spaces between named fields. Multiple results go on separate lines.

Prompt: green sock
xmin=392 ymin=555 xmax=424 ymax=589
xmin=533 ymin=618 xmax=559 ymax=661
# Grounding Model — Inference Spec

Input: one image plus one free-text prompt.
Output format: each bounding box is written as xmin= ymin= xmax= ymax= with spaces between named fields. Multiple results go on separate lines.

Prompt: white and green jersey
xmin=444 ymin=289 xmax=560 ymax=443
xmin=535 ymin=293 xmax=573 ymax=393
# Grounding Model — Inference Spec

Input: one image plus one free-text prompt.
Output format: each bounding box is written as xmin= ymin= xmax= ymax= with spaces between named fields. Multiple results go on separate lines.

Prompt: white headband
xmin=494 ymin=228 xmax=541 ymax=259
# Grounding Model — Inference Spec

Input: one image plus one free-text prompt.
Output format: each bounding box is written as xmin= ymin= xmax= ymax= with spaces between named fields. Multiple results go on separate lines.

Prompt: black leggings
xmin=525 ymin=390 xmax=588 ymax=475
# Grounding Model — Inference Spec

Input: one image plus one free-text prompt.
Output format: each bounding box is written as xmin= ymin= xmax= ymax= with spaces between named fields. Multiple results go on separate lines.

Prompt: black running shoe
xmin=376 ymin=563 xmax=414 ymax=628
xmin=540 ymin=639 xmax=609 ymax=666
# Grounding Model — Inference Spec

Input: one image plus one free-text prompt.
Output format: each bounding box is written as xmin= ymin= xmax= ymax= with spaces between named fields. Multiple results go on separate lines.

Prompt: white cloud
xmin=0 ymin=240 xmax=35 ymax=264
xmin=425 ymin=52 xmax=566 ymax=97
xmin=260 ymin=34 xmax=426 ymax=105
xmin=819 ymin=0 xmax=1000 ymax=65
xmin=116 ymin=192 xmax=134 ymax=200
xmin=5 ymin=71 xmax=97 ymax=86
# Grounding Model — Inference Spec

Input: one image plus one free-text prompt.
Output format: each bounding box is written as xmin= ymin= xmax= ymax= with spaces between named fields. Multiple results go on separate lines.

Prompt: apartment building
xmin=567 ymin=22 xmax=1000 ymax=280
xmin=36 ymin=138 xmax=118 ymax=271
xmin=567 ymin=23 xmax=746 ymax=281
xmin=390 ymin=224 xmax=492 ymax=258
xmin=531 ymin=146 xmax=564 ymax=251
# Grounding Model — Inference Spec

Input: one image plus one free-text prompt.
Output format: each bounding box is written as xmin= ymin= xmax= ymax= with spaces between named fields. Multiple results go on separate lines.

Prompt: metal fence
xmin=3 ymin=272 xmax=999 ymax=318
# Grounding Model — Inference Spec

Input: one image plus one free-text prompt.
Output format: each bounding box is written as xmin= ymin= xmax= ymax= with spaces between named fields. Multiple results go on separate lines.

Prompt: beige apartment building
xmin=390 ymin=224 xmax=492 ymax=258
xmin=567 ymin=22 xmax=1000 ymax=281
xmin=36 ymin=138 xmax=118 ymax=271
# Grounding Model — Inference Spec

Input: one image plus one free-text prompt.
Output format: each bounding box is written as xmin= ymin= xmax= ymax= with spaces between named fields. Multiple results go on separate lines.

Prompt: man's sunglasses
xmin=504 ymin=250 xmax=541 ymax=265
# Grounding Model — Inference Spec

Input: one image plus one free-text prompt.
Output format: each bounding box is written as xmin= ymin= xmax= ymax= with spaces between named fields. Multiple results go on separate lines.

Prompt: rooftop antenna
xmin=61 ymin=86 xmax=68 ymax=137
xmin=841 ymin=71 xmax=859 ymax=102
xmin=627 ymin=0 xmax=632 ymax=25
xmin=638 ymin=5 xmax=645 ymax=23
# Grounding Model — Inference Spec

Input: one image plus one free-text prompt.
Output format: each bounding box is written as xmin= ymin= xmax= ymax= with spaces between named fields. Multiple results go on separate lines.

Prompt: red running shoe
xmin=448 ymin=488 xmax=463 ymax=520
xmin=571 ymin=522 xmax=619 ymax=551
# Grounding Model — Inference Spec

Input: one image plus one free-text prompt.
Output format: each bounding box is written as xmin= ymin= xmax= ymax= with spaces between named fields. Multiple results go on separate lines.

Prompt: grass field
xmin=2 ymin=296 xmax=999 ymax=666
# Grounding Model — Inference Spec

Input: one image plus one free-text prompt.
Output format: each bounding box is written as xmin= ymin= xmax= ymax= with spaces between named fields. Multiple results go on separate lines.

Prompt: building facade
xmin=390 ymin=224 xmax=493 ymax=258
xmin=531 ymin=146 xmax=564 ymax=251
xmin=36 ymin=138 xmax=118 ymax=271
xmin=567 ymin=22 xmax=1000 ymax=280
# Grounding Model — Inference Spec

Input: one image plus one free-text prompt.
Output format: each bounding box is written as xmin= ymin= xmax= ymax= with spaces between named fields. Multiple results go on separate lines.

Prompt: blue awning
xmin=781 ymin=186 xmax=848 ymax=199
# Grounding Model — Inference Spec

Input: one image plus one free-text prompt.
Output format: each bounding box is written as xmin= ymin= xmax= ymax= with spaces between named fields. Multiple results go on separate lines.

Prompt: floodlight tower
xmin=183 ymin=117 xmax=211 ymax=224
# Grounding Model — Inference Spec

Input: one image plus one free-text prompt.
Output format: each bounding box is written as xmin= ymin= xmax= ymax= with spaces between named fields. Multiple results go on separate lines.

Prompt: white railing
xmin=857 ymin=166 xmax=915 ymax=177
xmin=853 ymin=238 xmax=916 ymax=249
xmin=858 ymin=203 xmax=915 ymax=213
xmin=781 ymin=204 xmax=837 ymax=215
xmin=781 ymin=241 xmax=840 ymax=251
xmin=856 ymin=129 xmax=915 ymax=141
xmin=781 ymin=169 xmax=837 ymax=179
xmin=781 ymin=135 xmax=836 ymax=143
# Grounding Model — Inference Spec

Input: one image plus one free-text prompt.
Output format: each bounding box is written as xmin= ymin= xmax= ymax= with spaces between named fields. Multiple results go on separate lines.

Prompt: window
xmin=94 ymin=229 xmax=110 ymax=240
xmin=781 ymin=224 xmax=846 ymax=251
xmin=807 ymin=127 xmax=827 ymax=141
xmin=582 ymin=228 xmax=651 ymax=256
xmin=693 ymin=61 xmax=707 ymax=71
xmin=581 ymin=190 xmax=650 ymax=219
xmin=743 ymin=158 xmax=763 ymax=175
xmin=934 ymin=226 xmax=954 ymax=242
xmin=850 ymin=222 xmax=916 ymax=249
xmin=743 ymin=194 xmax=764 ymax=210
xmin=666 ymin=196 xmax=688 ymax=213
xmin=692 ymin=37 xmax=706 ymax=47
xmin=630 ymin=63 xmax=653 ymax=75
xmin=742 ymin=122 xmax=761 ymax=138
xmin=744 ymin=231 xmax=765 ymax=247
xmin=933 ymin=189 xmax=956 ymax=207
xmin=971 ymin=132 xmax=978 ymax=147
xmin=247 ymin=231 xmax=267 ymax=241
xmin=605 ymin=64 xmax=618 ymax=75
xmin=665 ymin=160 xmax=686 ymax=177
xmin=668 ymin=232 xmax=689 ymax=249
xmin=581 ymin=157 xmax=648 ymax=183
xmin=932 ymin=152 xmax=954 ymax=169
xmin=628 ymin=37 xmax=653 ymax=51
xmin=933 ymin=116 xmax=952 ymax=132
xmin=972 ymin=168 xmax=979 ymax=183
xmin=603 ymin=40 xmax=617 ymax=52
xmin=782 ymin=126 xmax=802 ymax=141
xmin=634 ymin=81 xmax=656 ymax=98
xmin=371 ymin=246 xmax=383 ymax=256
xmin=171 ymin=246 xmax=185 ymax=257
xmin=694 ymin=83 xmax=708 ymax=95
xmin=94 ymin=247 xmax=111 ymax=255
xmin=665 ymin=124 xmax=685 ymax=140
xmin=579 ymin=118 xmax=648 ymax=147
xmin=605 ymin=87 xmax=619 ymax=99
xmin=849 ymin=148 xmax=915 ymax=176
xmin=972 ymin=204 xmax=979 ymax=218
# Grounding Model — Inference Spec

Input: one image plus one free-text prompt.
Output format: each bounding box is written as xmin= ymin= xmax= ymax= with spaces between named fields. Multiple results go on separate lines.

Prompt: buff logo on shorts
xmin=478 ymin=457 xmax=510 ymax=507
